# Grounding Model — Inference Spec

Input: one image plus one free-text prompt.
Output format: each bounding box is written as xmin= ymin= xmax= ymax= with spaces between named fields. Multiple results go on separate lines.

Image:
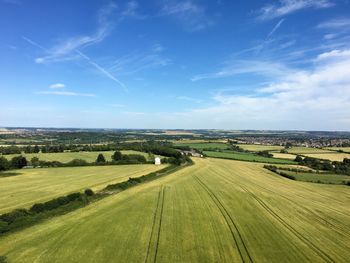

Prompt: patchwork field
xmin=326 ymin=147 xmax=350 ymax=153
xmin=2 ymin=150 xmax=154 ymax=163
xmin=271 ymin=152 xmax=297 ymax=160
xmin=0 ymin=164 xmax=166 ymax=213
xmin=237 ymin=144 xmax=284 ymax=152
xmin=286 ymin=147 xmax=334 ymax=154
xmin=174 ymin=142 xmax=229 ymax=150
xmin=302 ymin=153 xmax=350 ymax=162
xmin=203 ymin=150 xmax=296 ymax=164
xmin=0 ymin=158 xmax=349 ymax=262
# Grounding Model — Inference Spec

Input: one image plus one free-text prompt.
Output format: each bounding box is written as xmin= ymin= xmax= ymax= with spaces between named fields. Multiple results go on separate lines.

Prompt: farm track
xmin=144 ymin=186 xmax=166 ymax=263
xmin=193 ymin=175 xmax=253 ymax=263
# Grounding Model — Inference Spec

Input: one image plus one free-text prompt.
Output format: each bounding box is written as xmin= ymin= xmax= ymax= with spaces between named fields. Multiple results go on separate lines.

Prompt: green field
xmin=2 ymin=150 xmax=155 ymax=163
xmin=326 ymin=147 xmax=350 ymax=153
xmin=302 ymin=153 xmax=350 ymax=162
xmin=174 ymin=142 xmax=230 ymax=150
xmin=0 ymin=158 xmax=349 ymax=262
xmin=237 ymin=144 xmax=284 ymax=152
xmin=0 ymin=164 xmax=166 ymax=213
xmin=203 ymin=150 xmax=296 ymax=164
xmin=275 ymin=169 xmax=350 ymax=184
xmin=272 ymin=152 xmax=297 ymax=160
xmin=286 ymin=147 xmax=333 ymax=154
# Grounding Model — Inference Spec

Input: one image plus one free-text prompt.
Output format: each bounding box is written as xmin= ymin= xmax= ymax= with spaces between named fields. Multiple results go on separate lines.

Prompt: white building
xmin=155 ymin=157 xmax=161 ymax=165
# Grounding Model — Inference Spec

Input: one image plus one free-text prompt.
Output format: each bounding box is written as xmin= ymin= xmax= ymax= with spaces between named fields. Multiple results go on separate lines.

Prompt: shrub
xmin=0 ymin=157 xmax=9 ymax=171
xmin=96 ymin=154 xmax=106 ymax=163
xmin=84 ymin=189 xmax=94 ymax=196
xmin=112 ymin=151 xmax=122 ymax=161
xmin=10 ymin=156 xmax=28 ymax=169
xmin=0 ymin=256 xmax=7 ymax=263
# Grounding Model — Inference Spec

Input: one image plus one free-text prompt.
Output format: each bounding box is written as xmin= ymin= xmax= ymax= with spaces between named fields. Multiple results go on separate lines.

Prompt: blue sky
xmin=1 ymin=0 xmax=350 ymax=130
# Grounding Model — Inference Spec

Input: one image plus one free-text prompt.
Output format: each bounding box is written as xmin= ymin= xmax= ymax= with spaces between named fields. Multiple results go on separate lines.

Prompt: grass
xmin=325 ymin=147 xmax=350 ymax=153
xmin=237 ymin=144 xmax=284 ymax=152
xmin=302 ymin=153 xmax=350 ymax=162
xmin=174 ymin=142 xmax=229 ymax=150
xmin=2 ymin=150 xmax=155 ymax=163
xmin=203 ymin=150 xmax=296 ymax=164
xmin=279 ymin=170 xmax=350 ymax=184
xmin=272 ymin=152 xmax=297 ymax=160
xmin=286 ymin=147 xmax=334 ymax=154
xmin=0 ymin=158 xmax=349 ymax=262
xmin=0 ymin=164 xmax=166 ymax=214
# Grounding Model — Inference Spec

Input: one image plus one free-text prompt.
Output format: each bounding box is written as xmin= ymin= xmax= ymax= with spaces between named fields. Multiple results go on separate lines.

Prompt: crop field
xmin=174 ymin=142 xmax=230 ymax=150
xmin=278 ymin=170 xmax=350 ymax=185
xmin=271 ymin=152 xmax=297 ymax=160
xmin=0 ymin=164 xmax=166 ymax=213
xmin=0 ymin=158 xmax=349 ymax=262
xmin=325 ymin=147 xmax=350 ymax=153
xmin=302 ymin=153 xmax=350 ymax=162
xmin=237 ymin=144 xmax=284 ymax=152
xmin=2 ymin=150 xmax=154 ymax=163
xmin=203 ymin=150 xmax=296 ymax=164
xmin=286 ymin=147 xmax=334 ymax=154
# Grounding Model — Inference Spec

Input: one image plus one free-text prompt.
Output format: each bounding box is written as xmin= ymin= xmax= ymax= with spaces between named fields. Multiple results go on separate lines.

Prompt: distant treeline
xmin=295 ymin=156 xmax=350 ymax=175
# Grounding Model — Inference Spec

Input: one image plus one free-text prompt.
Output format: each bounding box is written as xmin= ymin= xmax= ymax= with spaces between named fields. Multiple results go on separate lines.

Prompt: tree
xmin=10 ymin=156 xmax=28 ymax=169
xmin=31 ymin=157 xmax=40 ymax=167
xmin=112 ymin=151 xmax=122 ymax=161
xmin=96 ymin=154 xmax=106 ymax=163
xmin=33 ymin=145 xmax=40 ymax=153
xmin=0 ymin=157 xmax=9 ymax=171
xmin=294 ymin=155 xmax=303 ymax=163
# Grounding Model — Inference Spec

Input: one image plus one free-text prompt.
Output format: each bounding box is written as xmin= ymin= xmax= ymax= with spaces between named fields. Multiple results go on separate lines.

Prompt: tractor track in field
xmin=211 ymin=166 xmax=350 ymax=239
xmin=193 ymin=175 xmax=253 ymax=263
xmin=239 ymin=185 xmax=335 ymax=263
xmin=144 ymin=185 xmax=166 ymax=263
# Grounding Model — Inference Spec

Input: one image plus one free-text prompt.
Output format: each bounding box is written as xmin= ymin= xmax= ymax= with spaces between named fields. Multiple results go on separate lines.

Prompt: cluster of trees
xmin=264 ymin=165 xmax=296 ymax=180
xmin=295 ymin=156 xmax=350 ymax=175
xmin=256 ymin=151 xmax=273 ymax=158
xmin=0 ymin=156 xmax=28 ymax=171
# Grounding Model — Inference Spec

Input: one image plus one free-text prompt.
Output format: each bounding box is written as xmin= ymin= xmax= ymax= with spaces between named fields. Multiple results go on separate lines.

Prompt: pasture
xmin=325 ymin=147 xmax=350 ymax=153
xmin=0 ymin=158 xmax=349 ymax=262
xmin=203 ymin=150 xmax=296 ymax=164
xmin=2 ymin=150 xmax=154 ymax=163
xmin=302 ymin=153 xmax=350 ymax=162
xmin=0 ymin=164 xmax=165 ymax=213
xmin=237 ymin=144 xmax=284 ymax=152
xmin=286 ymin=147 xmax=333 ymax=154
xmin=280 ymin=170 xmax=350 ymax=185
xmin=174 ymin=142 xmax=230 ymax=150
xmin=271 ymin=152 xmax=297 ymax=160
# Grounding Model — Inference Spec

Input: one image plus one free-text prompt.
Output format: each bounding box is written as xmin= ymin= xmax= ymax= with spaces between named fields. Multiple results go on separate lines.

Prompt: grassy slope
xmin=1 ymin=158 xmax=349 ymax=262
xmin=302 ymin=153 xmax=350 ymax=162
xmin=272 ymin=152 xmax=297 ymax=160
xmin=0 ymin=164 xmax=166 ymax=213
xmin=203 ymin=150 xmax=296 ymax=164
xmin=281 ymin=170 xmax=350 ymax=184
xmin=173 ymin=142 xmax=229 ymax=149
xmin=286 ymin=147 xmax=334 ymax=154
xmin=237 ymin=144 xmax=284 ymax=152
xmin=3 ymin=150 xmax=154 ymax=163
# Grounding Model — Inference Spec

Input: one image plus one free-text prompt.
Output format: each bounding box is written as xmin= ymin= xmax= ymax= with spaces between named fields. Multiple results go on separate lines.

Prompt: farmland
xmin=174 ymin=142 xmax=230 ymax=150
xmin=237 ymin=144 xmax=284 ymax=152
xmin=271 ymin=152 xmax=297 ymax=160
xmin=0 ymin=158 xmax=349 ymax=262
xmin=0 ymin=164 xmax=166 ymax=213
xmin=203 ymin=150 xmax=296 ymax=164
xmin=286 ymin=147 xmax=334 ymax=154
xmin=302 ymin=153 xmax=350 ymax=162
xmin=2 ymin=150 xmax=155 ymax=163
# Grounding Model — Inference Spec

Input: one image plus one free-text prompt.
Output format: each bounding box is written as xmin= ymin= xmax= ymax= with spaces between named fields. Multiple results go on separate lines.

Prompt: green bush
xmin=84 ymin=189 xmax=94 ymax=196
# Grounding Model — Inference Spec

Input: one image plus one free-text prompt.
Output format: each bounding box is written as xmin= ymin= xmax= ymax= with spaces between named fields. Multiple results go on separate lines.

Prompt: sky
xmin=1 ymin=0 xmax=350 ymax=130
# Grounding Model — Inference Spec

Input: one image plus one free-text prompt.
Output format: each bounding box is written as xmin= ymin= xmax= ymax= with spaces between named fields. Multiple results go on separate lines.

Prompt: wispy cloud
xmin=257 ymin=0 xmax=334 ymax=21
xmin=75 ymin=50 xmax=127 ymax=91
xmin=161 ymin=0 xmax=213 ymax=31
xmin=267 ymin=19 xmax=285 ymax=38
xmin=35 ymin=3 xmax=117 ymax=64
xmin=317 ymin=18 xmax=350 ymax=29
xmin=49 ymin=83 xmax=65 ymax=89
xmin=38 ymin=91 xmax=96 ymax=97
xmin=192 ymin=59 xmax=294 ymax=82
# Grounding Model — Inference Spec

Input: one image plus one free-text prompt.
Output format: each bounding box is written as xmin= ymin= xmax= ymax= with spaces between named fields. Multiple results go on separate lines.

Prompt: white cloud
xmin=192 ymin=60 xmax=294 ymax=81
xmin=185 ymin=48 xmax=350 ymax=130
xmin=317 ymin=18 xmax=350 ymax=29
xmin=161 ymin=0 xmax=213 ymax=31
xmin=257 ymin=0 xmax=334 ymax=21
xmin=267 ymin=19 xmax=285 ymax=38
xmin=49 ymin=83 xmax=65 ymax=89
xmin=35 ymin=3 xmax=117 ymax=64
xmin=38 ymin=91 xmax=96 ymax=97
